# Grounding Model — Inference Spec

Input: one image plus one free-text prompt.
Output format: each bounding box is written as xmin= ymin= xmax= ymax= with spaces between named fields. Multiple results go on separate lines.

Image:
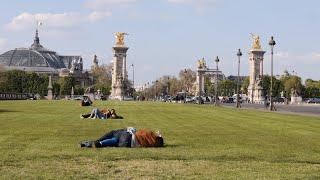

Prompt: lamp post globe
xmin=237 ymin=48 xmax=243 ymax=57
xmin=269 ymin=36 xmax=276 ymax=47
xmin=236 ymin=49 xmax=242 ymax=108
xmin=215 ymin=56 xmax=220 ymax=64
xmin=269 ymin=36 xmax=276 ymax=111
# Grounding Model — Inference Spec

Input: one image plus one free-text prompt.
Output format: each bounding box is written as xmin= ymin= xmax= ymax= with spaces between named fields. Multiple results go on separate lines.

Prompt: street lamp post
xmin=120 ymin=76 xmax=124 ymax=101
xmin=184 ymin=69 xmax=188 ymax=103
xmin=131 ymin=64 xmax=134 ymax=91
xmin=167 ymin=77 xmax=170 ymax=96
xmin=269 ymin=36 xmax=276 ymax=111
xmin=144 ymin=83 xmax=146 ymax=100
xmin=155 ymin=80 xmax=158 ymax=100
xmin=236 ymin=49 xmax=242 ymax=108
xmin=215 ymin=56 xmax=220 ymax=106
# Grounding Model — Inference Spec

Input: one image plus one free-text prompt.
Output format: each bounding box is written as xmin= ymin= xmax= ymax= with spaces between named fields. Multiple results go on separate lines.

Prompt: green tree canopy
xmin=59 ymin=76 xmax=75 ymax=95
xmin=280 ymin=75 xmax=303 ymax=96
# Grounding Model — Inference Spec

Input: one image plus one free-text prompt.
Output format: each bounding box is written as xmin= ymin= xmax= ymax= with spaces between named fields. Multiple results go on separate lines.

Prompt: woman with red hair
xmin=80 ymin=127 xmax=164 ymax=148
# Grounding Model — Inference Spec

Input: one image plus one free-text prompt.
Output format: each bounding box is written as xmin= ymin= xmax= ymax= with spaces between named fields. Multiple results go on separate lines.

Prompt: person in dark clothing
xmin=80 ymin=127 xmax=164 ymax=148
xmin=80 ymin=96 xmax=92 ymax=106
xmin=264 ymin=96 xmax=269 ymax=109
xmin=109 ymin=109 xmax=123 ymax=119
xmin=95 ymin=128 xmax=132 ymax=147
xmin=80 ymin=128 xmax=133 ymax=148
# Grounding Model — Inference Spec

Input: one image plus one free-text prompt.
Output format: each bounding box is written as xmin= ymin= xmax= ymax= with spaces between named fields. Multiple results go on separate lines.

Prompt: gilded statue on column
xmin=250 ymin=33 xmax=261 ymax=50
xmin=197 ymin=58 xmax=206 ymax=69
xmin=115 ymin=32 xmax=128 ymax=46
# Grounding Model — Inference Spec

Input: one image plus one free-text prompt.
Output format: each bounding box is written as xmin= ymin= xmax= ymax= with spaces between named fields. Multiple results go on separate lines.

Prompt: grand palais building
xmin=0 ymin=30 xmax=92 ymax=87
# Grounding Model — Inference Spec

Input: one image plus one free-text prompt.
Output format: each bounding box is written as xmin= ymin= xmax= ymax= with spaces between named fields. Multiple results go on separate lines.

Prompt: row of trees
xmin=91 ymin=63 xmax=134 ymax=96
xmin=0 ymin=69 xmax=86 ymax=97
xmin=136 ymin=69 xmax=196 ymax=99
xmin=140 ymin=68 xmax=320 ymax=99
xmin=0 ymin=62 xmax=129 ymax=98
xmin=1 ymin=63 xmax=319 ymax=99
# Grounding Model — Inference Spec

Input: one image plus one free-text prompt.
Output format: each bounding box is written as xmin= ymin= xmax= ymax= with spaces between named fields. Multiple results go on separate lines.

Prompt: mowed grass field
xmin=0 ymin=100 xmax=320 ymax=179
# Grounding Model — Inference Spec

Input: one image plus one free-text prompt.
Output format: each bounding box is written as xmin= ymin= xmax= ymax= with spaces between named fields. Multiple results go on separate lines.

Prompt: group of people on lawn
xmin=79 ymin=97 xmax=164 ymax=148
xmin=80 ymin=108 xmax=123 ymax=119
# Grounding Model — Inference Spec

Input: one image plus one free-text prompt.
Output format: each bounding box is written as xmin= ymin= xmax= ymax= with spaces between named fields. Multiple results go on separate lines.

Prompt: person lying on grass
xmin=80 ymin=127 xmax=164 ymax=148
xmin=80 ymin=108 xmax=123 ymax=119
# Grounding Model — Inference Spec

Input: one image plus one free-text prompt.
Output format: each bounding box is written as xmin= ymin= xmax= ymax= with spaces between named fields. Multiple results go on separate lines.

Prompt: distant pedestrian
xmin=264 ymin=96 xmax=269 ymax=109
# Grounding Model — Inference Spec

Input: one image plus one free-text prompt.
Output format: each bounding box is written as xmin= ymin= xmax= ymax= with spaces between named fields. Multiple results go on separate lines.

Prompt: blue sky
xmin=0 ymin=0 xmax=319 ymax=85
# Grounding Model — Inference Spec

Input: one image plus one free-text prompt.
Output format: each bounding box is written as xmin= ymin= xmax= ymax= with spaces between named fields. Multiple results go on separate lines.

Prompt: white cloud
xmin=86 ymin=11 xmax=112 ymax=22
xmin=274 ymin=51 xmax=320 ymax=61
xmin=4 ymin=12 xmax=112 ymax=31
xmin=84 ymin=0 xmax=137 ymax=9
xmin=128 ymin=12 xmax=174 ymax=21
xmin=167 ymin=0 xmax=219 ymax=13
xmin=310 ymin=52 xmax=320 ymax=60
xmin=275 ymin=51 xmax=290 ymax=58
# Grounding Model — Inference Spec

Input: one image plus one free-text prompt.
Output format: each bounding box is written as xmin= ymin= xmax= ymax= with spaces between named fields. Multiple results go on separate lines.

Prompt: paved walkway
xmin=222 ymin=103 xmax=320 ymax=117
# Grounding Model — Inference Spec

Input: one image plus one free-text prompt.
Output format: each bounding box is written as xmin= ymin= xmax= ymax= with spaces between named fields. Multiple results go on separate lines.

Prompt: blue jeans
xmin=90 ymin=108 xmax=106 ymax=119
xmin=97 ymin=129 xmax=126 ymax=147
xmin=100 ymin=137 xmax=119 ymax=147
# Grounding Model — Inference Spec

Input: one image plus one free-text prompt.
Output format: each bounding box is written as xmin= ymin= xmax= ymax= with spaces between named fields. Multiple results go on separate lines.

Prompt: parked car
xmin=306 ymin=98 xmax=320 ymax=104
xmin=222 ymin=97 xmax=234 ymax=103
xmin=232 ymin=96 xmax=243 ymax=103
xmin=273 ymin=97 xmax=285 ymax=103
xmin=72 ymin=95 xmax=83 ymax=100
xmin=185 ymin=96 xmax=194 ymax=103
xmin=123 ymin=96 xmax=134 ymax=101
xmin=159 ymin=95 xmax=172 ymax=102
xmin=192 ymin=96 xmax=204 ymax=104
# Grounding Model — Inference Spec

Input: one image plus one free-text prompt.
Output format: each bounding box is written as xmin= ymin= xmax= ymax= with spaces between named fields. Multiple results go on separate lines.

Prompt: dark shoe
xmin=93 ymin=140 xmax=102 ymax=148
xmin=80 ymin=140 xmax=93 ymax=148
xmin=83 ymin=114 xmax=91 ymax=118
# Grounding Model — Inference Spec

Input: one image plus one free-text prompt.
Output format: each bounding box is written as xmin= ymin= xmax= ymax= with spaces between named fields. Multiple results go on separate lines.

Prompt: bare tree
xmin=179 ymin=68 xmax=196 ymax=93
xmin=91 ymin=63 xmax=113 ymax=95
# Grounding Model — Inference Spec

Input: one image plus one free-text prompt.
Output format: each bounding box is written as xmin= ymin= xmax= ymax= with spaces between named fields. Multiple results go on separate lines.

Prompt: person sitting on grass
xmin=80 ymin=96 xmax=92 ymax=106
xmin=80 ymin=127 xmax=164 ymax=148
xmin=80 ymin=108 xmax=123 ymax=119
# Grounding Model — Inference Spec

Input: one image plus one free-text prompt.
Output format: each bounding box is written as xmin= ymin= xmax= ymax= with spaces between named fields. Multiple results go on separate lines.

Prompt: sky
xmin=0 ymin=0 xmax=319 ymax=86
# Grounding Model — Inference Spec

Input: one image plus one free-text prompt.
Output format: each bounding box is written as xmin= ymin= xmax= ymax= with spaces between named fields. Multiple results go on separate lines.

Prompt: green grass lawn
xmin=0 ymin=100 xmax=320 ymax=179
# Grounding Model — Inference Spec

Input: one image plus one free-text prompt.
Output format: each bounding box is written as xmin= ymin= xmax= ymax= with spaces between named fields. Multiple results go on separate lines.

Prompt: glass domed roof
xmin=0 ymin=30 xmax=67 ymax=70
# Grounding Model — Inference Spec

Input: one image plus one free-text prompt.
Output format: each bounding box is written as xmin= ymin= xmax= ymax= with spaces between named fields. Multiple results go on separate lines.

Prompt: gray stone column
xmin=260 ymin=57 xmax=263 ymax=77
xmin=123 ymin=55 xmax=128 ymax=79
xmin=196 ymin=70 xmax=204 ymax=96
xmin=110 ymin=46 xmax=129 ymax=100
xmin=47 ymin=75 xmax=53 ymax=100
xmin=248 ymin=49 xmax=265 ymax=103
